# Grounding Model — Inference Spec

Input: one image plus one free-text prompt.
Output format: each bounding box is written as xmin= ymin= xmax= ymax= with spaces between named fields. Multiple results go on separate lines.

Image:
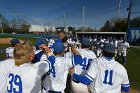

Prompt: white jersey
xmin=75 ymin=49 xmax=96 ymax=75
xmin=121 ymin=42 xmax=130 ymax=56
xmin=71 ymin=49 xmax=96 ymax=93
xmin=118 ymin=42 xmax=130 ymax=56
xmin=85 ymin=57 xmax=130 ymax=93
xmin=6 ymin=61 xmax=52 ymax=93
xmin=44 ymin=56 xmax=74 ymax=92
xmin=48 ymin=39 xmax=55 ymax=48
xmin=6 ymin=47 xmax=14 ymax=58
xmin=0 ymin=59 xmax=15 ymax=93
xmin=35 ymin=50 xmax=48 ymax=61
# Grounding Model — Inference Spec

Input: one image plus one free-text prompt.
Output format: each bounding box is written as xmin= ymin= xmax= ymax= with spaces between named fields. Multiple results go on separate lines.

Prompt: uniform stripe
xmin=72 ymin=58 xmax=75 ymax=67
xmin=47 ymin=60 xmax=51 ymax=70
xmin=85 ymin=74 xmax=94 ymax=81
xmin=121 ymin=84 xmax=130 ymax=87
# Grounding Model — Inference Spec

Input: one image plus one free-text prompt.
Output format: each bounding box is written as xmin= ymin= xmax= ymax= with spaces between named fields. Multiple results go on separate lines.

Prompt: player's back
xmin=35 ymin=50 xmax=48 ymax=61
xmin=7 ymin=61 xmax=51 ymax=93
xmin=0 ymin=59 xmax=15 ymax=93
xmin=75 ymin=49 xmax=96 ymax=75
xmin=6 ymin=47 xmax=14 ymax=58
xmin=44 ymin=57 xmax=73 ymax=92
xmin=88 ymin=57 xmax=129 ymax=93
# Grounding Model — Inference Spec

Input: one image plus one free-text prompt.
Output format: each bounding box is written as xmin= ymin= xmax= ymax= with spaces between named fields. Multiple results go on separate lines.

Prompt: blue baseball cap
xmin=10 ymin=38 xmax=20 ymax=46
xmin=35 ymin=40 xmax=47 ymax=49
xmin=80 ymin=37 xmax=90 ymax=46
xmin=53 ymin=43 xmax=65 ymax=54
xmin=102 ymin=43 xmax=116 ymax=53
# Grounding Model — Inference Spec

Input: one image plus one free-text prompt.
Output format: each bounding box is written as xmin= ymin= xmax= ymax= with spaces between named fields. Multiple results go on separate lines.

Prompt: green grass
xmin=0 ymin=44 xmax=10 ymax=60
xmin=125 ymin=47 xmax=140 ymax=91
xmin=0 ymin=36 xmax=41 ymax=60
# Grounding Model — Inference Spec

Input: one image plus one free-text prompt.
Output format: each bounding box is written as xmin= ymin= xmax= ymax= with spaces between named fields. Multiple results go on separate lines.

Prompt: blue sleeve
xmin=121 ymin=84 xmax=130 ymax=92
xmin=48 ymin=55 xmax=55 ymax=65
xmin=55 ymin=39 xmax=62 ymax=44
xmin=32 ymin=51 xmax=43 ymax=64
xmin=72 ymin=73 xmax=92 ymax=85
xmin=72 ymin=55 xmax=82 ymax=66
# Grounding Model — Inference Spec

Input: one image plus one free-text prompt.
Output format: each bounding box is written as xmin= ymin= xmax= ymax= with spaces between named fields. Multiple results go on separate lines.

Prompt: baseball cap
xmin=53 ymin=43 xmax=65 ymax=54
xmin=80 ymin=37 xmax=90 ymax=46
xmin=102 ymin=43 xmax=116 ymax=53
xmin=10 ymin=38 xmax=20 ymax=46
xmin=35 ymin=40 xmax=47 ymax=49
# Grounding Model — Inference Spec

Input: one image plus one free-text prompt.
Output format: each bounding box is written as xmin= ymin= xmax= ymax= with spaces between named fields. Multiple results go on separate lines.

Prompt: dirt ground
xmin=0 ymin=38 xmax=24 ymax=44
xmin=129 ymin=88 xmax=140 ymax=93
xmin=0 ymin=38 xmax=11 ymax=44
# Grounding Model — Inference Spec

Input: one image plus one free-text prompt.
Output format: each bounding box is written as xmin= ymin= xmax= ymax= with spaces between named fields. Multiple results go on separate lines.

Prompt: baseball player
xmin=70 ymin=43 xmax=130 ymax=93
xmin=117 ymin=39 xmax=130 ymax=64
xmin=0 ymin=58 xmax=15 ymax=93
xmin=5 ymin=38 xmax=20 ymax=58
xmin=43 ymin=43 xmax=82 ymax=93
xmin=70 ymin=37 xmax=97 ymax=93
xmin=32 ymin=39 xmax=48 ymax=63
xmin=6 ymin=41 xmax=55 ymax=93
xmin=55 ymin=30 xmax=66 ymax=44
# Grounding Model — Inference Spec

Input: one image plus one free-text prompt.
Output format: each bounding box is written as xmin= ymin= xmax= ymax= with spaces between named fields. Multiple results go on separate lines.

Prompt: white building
xmin=29 ymin=25 xmax=56 ymax=33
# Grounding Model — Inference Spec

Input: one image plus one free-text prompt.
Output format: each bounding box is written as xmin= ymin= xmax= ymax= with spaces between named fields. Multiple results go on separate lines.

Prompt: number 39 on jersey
xmin=7 ymin=73 xmax=22 ymax=93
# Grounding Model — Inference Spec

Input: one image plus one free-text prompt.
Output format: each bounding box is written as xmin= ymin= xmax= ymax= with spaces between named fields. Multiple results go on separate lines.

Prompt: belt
xmin=48 ymin=90 xmax=61 ymax=93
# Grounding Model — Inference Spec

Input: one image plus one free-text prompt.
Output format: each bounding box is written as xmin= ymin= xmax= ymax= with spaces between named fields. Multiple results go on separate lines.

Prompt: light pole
xmin=82 ymin=6 xmax=85 ymax=31
xmin=117 ymin=0 xmax=122 ymax=22
xmin=126 ymin=0 xmax=132 ymax=41
xmin=127 ymin=0 xmax=132 ymax=31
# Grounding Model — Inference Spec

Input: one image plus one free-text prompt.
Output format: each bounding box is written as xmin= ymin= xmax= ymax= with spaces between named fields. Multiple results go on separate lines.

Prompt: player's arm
xmin=121 ymin=69 xmax=130 ymax=92
xmin=32 ymin=51 xmax=44 ymax=64
xmin=71 ymin=46 xmax=82 ymax=66
xmin=34 ymin=45 xmax=55 ymax=76
xmin=69 ymin=67 xmax=92 ymax=85
xmin=40 ymin=44 xmax=55 ymax=65
xmin=70 ymin=60 xmax=98 ymax=85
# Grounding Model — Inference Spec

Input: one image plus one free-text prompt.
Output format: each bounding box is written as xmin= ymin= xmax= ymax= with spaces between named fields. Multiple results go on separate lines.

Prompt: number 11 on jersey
xmin=103 ymin=70 xmax=113 ymax=85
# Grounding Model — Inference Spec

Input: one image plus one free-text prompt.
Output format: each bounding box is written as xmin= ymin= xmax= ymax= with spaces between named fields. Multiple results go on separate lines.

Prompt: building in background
xmin=29 ymin=25 xmax=55 ymax=34
xmin=127 ymin=28 xmax=140 ymax=45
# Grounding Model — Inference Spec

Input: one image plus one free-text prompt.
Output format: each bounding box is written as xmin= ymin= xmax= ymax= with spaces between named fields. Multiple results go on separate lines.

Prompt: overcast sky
xmin=0 ymin=0 xmax=140 ymax=29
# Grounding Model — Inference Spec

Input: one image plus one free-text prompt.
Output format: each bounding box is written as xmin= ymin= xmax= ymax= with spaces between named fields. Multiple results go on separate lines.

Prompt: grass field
xmin=125 ymin=47 xmax=140 ymax=91
xmin=0 ymin=37 xmax=140 ymax=91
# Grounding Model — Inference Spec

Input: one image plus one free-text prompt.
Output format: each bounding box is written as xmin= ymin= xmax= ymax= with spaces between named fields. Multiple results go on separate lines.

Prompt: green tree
xmin=131 ymin=16 xmax=140 ymax=28
xmin=100 ymin=20 xmax=112 ymax=32
xmin=113 ymin=18 xmax=127 ymax=32
xmin=10 ymin=18 xmax=30 ymax=33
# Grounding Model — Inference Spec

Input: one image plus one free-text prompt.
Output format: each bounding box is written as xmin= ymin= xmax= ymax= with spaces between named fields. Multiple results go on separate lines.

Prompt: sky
xmin=0 ymin=0 xmax=140 ymax=29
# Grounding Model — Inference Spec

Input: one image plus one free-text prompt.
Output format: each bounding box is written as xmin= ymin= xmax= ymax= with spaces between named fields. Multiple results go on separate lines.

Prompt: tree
xmin=130 ymin=17 xmax=140 ymax=28
xmin=10 ymin=18 xmax=30 ymax=33
xmin=100 ymin=20 xmax=112 ymax=32
xmin=0 ymin=13 xmax=10 ymax=33
xmin=113 ymin=18 xmax=127 ymax=32
xmin=68 ymin=26 xmax=75 ymax=35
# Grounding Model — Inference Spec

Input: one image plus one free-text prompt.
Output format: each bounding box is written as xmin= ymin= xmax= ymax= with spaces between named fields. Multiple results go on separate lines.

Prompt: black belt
xmin=48 ymin=90 xmax=61 ymax=93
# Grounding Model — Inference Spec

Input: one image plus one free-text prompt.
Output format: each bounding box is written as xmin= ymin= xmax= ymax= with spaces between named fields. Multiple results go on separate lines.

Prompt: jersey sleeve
xmin=34 ymin=60 xmax=52 ymax=76
xmin=85 ymin=59 xmax=98 ymax=81
xmin=65 ymin=54 xmax=82 ymax=68
xmin=121 ymin=69 xmax=130 ymax=92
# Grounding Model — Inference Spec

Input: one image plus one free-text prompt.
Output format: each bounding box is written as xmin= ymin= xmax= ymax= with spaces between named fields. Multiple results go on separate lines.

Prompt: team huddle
xmin=0 ymin=31 xmax=130 ymax=93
